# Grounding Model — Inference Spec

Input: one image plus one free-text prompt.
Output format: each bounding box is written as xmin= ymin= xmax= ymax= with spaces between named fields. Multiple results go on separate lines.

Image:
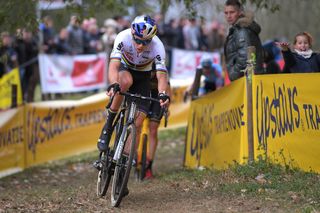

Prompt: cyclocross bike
xmin=96 ymin=89 xmax=161 ymax=207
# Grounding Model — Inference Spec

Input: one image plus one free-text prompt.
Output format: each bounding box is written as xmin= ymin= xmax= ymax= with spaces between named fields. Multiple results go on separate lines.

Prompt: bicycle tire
xmin=140 ymin=134 xmax=148 ymax=180
xmin=96 ymin=150 xmax=112 ymax=197
xmin=96 ymin=119 xmax=123 ymax=197
xmin=111 ymin=124 xmax=136 ymax=207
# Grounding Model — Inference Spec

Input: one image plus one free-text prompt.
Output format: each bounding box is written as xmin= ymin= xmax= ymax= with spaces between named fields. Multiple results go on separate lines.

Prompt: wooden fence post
xmin=246 ymin=46 xmax=256 ymax=163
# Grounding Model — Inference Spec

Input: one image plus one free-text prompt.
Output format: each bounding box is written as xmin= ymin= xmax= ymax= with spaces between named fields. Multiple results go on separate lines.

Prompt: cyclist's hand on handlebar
xmin=106 ymin=82 xmax=121 ymax=97
xmin=158 ymin=92 xmax=170 ymax=107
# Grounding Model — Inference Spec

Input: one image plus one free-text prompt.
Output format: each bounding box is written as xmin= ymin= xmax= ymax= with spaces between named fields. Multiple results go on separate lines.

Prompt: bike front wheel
xmin=111 ymin=124 xmax=136 ymax=207
xmin=96 ymin=150 xmax=113 ymax=197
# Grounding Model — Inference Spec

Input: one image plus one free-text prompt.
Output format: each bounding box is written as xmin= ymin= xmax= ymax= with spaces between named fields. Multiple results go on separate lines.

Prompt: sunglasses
xmin=133 ymin=36 xmax=152 ymax=46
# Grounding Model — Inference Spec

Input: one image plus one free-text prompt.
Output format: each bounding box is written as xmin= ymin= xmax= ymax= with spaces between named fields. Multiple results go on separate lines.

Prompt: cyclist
xmin=95 ymin=15 xmax=170 ymax=184
xmin=184 ymin=57 xmax=224 ymax=99
xmin=144 ymin=70 xmax=171 ymax=179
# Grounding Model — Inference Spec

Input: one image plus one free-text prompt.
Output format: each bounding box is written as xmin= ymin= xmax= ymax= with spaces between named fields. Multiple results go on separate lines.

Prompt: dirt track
xmin=0 ymin=129 xmax=309 ymax=212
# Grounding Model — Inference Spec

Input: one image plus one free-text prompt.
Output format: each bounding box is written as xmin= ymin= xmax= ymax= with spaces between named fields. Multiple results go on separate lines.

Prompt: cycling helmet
xmin=201 ymin=58 xmax=213 ymax=68
xmin=131 ymin=15 xmax=157 ymax=40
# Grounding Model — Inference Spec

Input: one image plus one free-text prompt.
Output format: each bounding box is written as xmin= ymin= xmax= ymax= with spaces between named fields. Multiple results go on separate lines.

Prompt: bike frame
xmin=113 ymin=101 xmax=137 ymax=162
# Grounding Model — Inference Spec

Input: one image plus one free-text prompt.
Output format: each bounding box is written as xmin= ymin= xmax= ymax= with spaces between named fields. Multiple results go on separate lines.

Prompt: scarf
xmin=294 ymin=49 xmax=313 ymax=59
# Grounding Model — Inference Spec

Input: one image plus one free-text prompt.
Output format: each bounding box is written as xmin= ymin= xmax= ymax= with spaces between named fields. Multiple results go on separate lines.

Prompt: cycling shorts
xmin=147 ymin=88 xmax=163 ymax=123
xmin=119 ymin=63 xmax=151 ymax=114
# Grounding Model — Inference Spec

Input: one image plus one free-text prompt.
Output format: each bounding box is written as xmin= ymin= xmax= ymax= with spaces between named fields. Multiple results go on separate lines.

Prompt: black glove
xmin=158 ymin=92 xmax=170 ymax=103
xmin=106 ymin=82 xmax=121 ymax=93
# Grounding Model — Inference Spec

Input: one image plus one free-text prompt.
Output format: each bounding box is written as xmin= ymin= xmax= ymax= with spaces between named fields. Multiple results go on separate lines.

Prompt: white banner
xmin=38 ymin=53 xmax=107 ymax=94
xmin=170 ymin=48 xmax=221 ymax=80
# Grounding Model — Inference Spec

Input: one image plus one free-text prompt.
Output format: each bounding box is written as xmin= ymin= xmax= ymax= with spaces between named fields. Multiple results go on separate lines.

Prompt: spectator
xmin=224 ymin=0 xmax=264 ymax=81
xmin=81 ymin=18 xmax=91 ymax=54
xmin=158 ymin=18 xmax=179 ymax=48
xmin=66 ymin=15 xmax=84 ymax=54
xmin=0 ymin=32 xmax=18 ymax=74
xmin=86 ymin=23 xmax=103 ymax=54
xmin=262 ymin=40 xmax=281 ymax=74
xmin=101 ymin=18 xmax=117 ymax=57
xmin=199 ymin=17 xmax=209 ymax=51
xmin=176 ymin=18 xmax=186 ymax=49
xmin=207 ymin=21 xmax=225 ymax=51
xmin=15 ymin=29 xmax=38 ymax=102
xmin=54 ymin=28 xmax=73 ymax=54
xmin=113 ymin=15 xmax=130 ymax=33
xmin=184 ymin=57 xmax=224 ymax=99
xmin=40 ymin=16 xmax=56 ymax=53
xmin=154 ymin=13 xmax=165 ymax=41
xmin=183 ymin=18 xmax=201 ymax=50
xmin=276 ymin=32 xmax=320 ymax=73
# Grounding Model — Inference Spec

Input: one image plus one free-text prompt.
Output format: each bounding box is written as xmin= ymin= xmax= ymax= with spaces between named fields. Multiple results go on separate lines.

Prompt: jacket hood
xmin=234 ymin=11 xmax=261 ymax=34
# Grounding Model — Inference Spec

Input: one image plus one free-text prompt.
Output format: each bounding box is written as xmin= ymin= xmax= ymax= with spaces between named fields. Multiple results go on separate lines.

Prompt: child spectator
xmin=277 ymin=32 xmax=320 ymax=73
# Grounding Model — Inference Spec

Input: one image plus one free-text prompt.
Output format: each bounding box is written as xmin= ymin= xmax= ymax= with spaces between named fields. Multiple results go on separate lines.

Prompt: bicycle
xmin=96 ymin=89 xmax=162 ymax=207
xmin=134 ymin=108 xmax=168 ymax=182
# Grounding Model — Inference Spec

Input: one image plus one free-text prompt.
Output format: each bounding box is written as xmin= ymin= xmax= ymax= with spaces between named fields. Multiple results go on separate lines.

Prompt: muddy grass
xmin=0 ymin=127 xmax=319 ymax=213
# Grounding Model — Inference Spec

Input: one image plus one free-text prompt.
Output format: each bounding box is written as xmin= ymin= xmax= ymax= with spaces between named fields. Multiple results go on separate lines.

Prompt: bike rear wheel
xmin=111 ymin=124 xmax=136 ymax=207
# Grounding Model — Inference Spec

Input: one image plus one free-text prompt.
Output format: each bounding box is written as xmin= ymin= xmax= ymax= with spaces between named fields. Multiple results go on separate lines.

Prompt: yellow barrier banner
xmin=253 ymin=73 xmax=320 ymax=172
xmin=0 ymin=84 xmax=190 ymax=177
xmin=24 ymin=98 xmax=106 ymax=167
xmin=185 ymin=77 xmax=247 ymax=169
xmin=159 ymin=85 xmax=190 ymax=129
xmin=0 ymin=107 xmax=25 ymax=177
xmin=23 ymin=90 xmax=189 ymax=167
xmin=0 ymin=68 xmax=23 ymax=110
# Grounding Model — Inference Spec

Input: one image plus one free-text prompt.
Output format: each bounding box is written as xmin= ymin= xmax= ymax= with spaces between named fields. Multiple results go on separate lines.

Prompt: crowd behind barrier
xmin=0 ymin=14 xmax=226 ymax=104
xmin=0 ymin=48 xmax=221 ymax=111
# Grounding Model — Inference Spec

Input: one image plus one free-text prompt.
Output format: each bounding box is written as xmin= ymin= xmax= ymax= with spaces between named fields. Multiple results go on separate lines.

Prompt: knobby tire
xmin=111 ymin=124 xmax=136 ymax=207
xmin=96 ymin=150 xmax=112 ymax=197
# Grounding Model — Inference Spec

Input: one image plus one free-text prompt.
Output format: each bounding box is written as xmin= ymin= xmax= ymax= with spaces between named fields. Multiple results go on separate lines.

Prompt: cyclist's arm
xmin=108 ymin=59 xmax=121 ymax=84
xmin=108 ymin=30 xmax=124 ymax=84
xmin=156 ymin=71 xmax=168 ymax=95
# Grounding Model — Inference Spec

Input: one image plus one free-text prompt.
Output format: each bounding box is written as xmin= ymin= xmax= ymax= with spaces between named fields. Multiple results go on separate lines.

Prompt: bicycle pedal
xmin=123 ymin=187 xmax=129 ymax=197
xmin=92 ymin=160 xmax=102 ymax=171
xmin=132 ymin=159 xmax=137 ymax=167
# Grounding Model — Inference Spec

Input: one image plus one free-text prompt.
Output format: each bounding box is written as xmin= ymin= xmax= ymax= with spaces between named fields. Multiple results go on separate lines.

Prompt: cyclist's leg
xmin=97 ymin=68 xmax=133 ymax=151
xmin=145 ymin=88 xmax=163 ymax=178
xmin=97 ymin=108 xmax=118 ymax=151
xmin=145 ymin=120 xmax=160 ymax=178
xmin=148 ymin=120 xmax=160 ymax=162
xmin=134 ymin=111 xmax=147 ymax=153
xmin=123 ymin=70 xmax=151 ymax=158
